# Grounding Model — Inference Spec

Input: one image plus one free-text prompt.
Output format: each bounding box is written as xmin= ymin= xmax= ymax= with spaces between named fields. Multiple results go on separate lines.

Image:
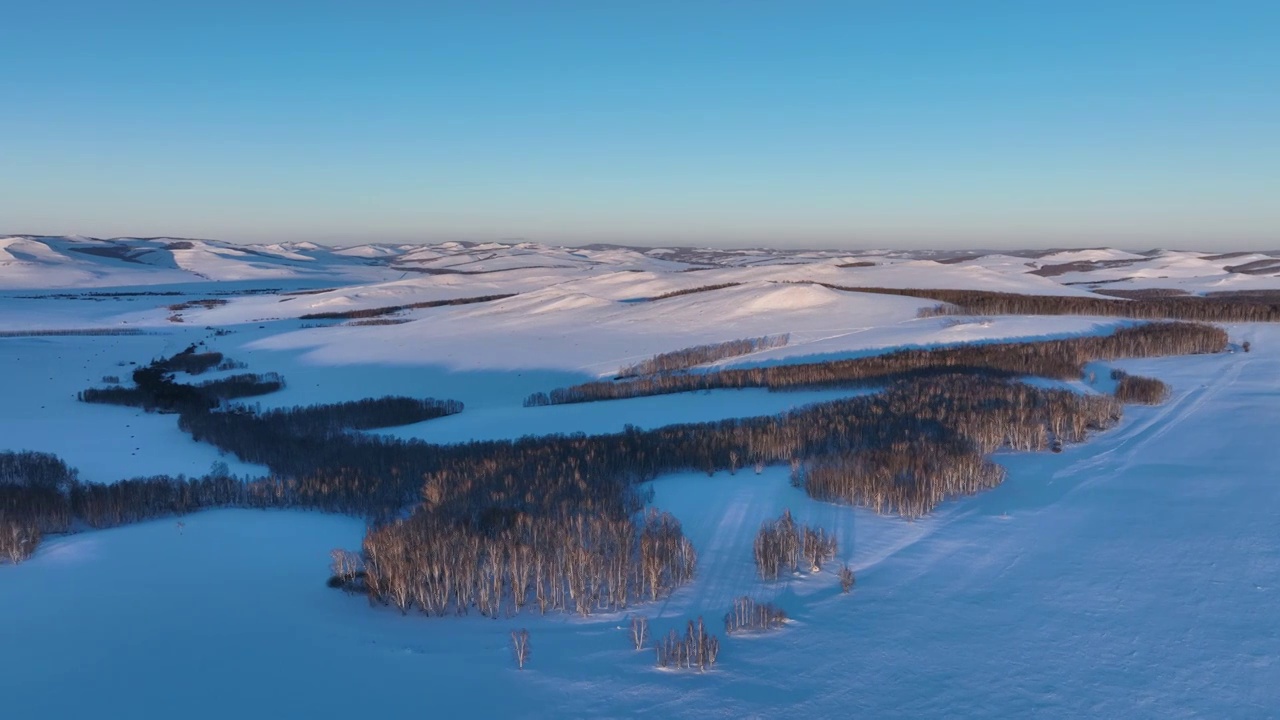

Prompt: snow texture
xmin=1 ymin=238 xmax=1277 ymax=718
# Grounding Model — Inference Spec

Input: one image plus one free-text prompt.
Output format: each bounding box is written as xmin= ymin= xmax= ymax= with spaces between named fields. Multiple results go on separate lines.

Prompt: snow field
xmin=2 ymin=239 xmax=1277 ymax=718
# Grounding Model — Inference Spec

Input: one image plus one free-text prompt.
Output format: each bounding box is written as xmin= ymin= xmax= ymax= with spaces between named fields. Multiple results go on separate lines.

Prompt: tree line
xmin=298 ymin=293 xmax=516 ymax=320
xmin=359 ymin=508 xmax=696 ymax=618
xmin=23 ymin=331 xmax=1201 ymax=546
xmin=617 ymin=334 xmax=789 ymax=379
xmin=825 ymin=286 xmax=1280 ymax=323
xmin=1110 ymin=369 xmax=1171 ymax=405
xmin=0 ymin=451 xmax=331 ymax=562
xmin=641 ymin=282 xmax=742 ymax=302
xmin=0 ymin=452 xmax=77 ymax=562
xmin=530 ymin=322 xmax=1225 ymax=404
xmin=5 ymin=328 xmax=1207 ymax=639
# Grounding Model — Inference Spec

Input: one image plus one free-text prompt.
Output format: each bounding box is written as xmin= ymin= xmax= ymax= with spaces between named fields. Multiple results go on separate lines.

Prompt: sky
xmin=1 ymin=1 xmax=1277 ymax=249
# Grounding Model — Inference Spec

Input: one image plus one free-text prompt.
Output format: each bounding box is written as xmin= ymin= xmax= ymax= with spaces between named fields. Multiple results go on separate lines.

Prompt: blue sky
xmin=2 ymin=1 xmax=1276 ymax=248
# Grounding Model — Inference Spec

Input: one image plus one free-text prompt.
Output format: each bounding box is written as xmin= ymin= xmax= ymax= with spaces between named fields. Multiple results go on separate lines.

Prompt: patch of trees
xmin=1028 ymin=259 xmax=1140 ymax=277
xmin=298 ymin=293 xmax=516 ymax=320
xmin=195 ymin=373 xmax=286 ymax=400
xmin=800 ymin=375 xmax=1128 ymax=517
xmin=1205 ymin=290 xmax=1280 ymax=301
xmin=348 ymin=318 xmax=412 ymax=326
xmin=84 ymin=347 xmax=1200 ymax=538
xmin=251 ymin=397 xmax=463 ymax=436
xmin=154 ymin=345 xmax=224 ymax=374
xmin=80 ymin=365 xmax=209 ymax=412
xmin=1095 ymin=288 xmax=1191 ymax=299
xmin=753 ymin=511 xmax=836 ymax=580
xmin=4 ymin=336 xmax=1196 ymax=643
xmin=73 ymin=354 xmax=1158 ymax=540
xmin=1224 ymin=259 xmax=1280 ymax=275
xmin=641 ymin=283 xmax=742 ymax=302
xmin=531 ymin=322 xmax=1226 ymax=404
xmin=616 ymin=334 xmax=789 ymax=379
xmin=0 ymin=328 xmax=147 ymax=338
xmin=15 ymin=291 xmax=185 ymax=299
xmin=724 ymin=596 xmax=787 ymax=634
xmin=69 ymin=472 xmax=283 ymax=529
xmin=79 ymin=349 xmax=287 ymax=412
xmin=804 ymin=440 xmax=1005 ymax=519
xmin=824 ymin=286 xmax=1280 ymax=323
xmin=655 ymin=617 xmax=719 ymax=672
xmin=360 ymin=508 xmax=696 ymax=617
xmin=1110 ymin=370 xmax=1170 ymax=405
xmin=167 ymin=299 xmax=228 ymax=312
xmin=0 ymin=452 xmax=271 ymax=562
xmin=0 ymin=452 xmax=78 ymax=562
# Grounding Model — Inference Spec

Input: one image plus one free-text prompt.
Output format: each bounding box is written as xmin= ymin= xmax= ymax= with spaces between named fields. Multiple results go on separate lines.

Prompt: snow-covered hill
xmin=4 ymin=235 xmax=1277 ymax=293
xmin=2 ymin=236 xmax=1279 ymax=719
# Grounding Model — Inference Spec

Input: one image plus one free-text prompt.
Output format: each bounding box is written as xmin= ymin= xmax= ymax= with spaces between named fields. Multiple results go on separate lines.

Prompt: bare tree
xmin=1 ymin=519 xmax=40 ymax=564
xmin=789 ymin=458 xmax=804 ymax=488
xmin=510 ymin=629 xmax=531 ymax=670
xmin=724 ymin=596 xmax=786 ymax=634
xmin=630 ymin=615 xmax=649 ymax=650
xmin=655 ymin=617 xmax=719 ymax=672
xmin=754 ymin=511 xmax=835 ymax=581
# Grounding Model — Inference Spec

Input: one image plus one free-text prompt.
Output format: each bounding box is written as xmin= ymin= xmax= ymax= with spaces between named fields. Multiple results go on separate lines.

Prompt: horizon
xmin=3 ymin=2 xmax=1277 ymax=249
xmin=8 ymin=231 xmax=1279 ymax=256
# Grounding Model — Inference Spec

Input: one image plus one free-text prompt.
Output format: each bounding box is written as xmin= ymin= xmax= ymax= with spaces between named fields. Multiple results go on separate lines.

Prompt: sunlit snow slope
xmin=1 ymin=237 xmax=1277 ymax=719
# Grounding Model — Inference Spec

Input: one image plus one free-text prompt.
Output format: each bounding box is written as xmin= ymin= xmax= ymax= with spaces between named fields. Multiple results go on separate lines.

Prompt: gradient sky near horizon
xmin=2 ymin=1 xmax=1277 ymax=249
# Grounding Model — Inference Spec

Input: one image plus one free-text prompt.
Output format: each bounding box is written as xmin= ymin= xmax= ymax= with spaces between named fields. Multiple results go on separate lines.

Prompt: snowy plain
xmin=2 ymin=237 xmax=1278 ymax=718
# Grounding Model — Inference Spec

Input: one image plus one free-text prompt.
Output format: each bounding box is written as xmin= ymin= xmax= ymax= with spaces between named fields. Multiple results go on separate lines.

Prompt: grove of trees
xmin=3 ymin=318 xmax=1227 ymax=649
xmin=298 ymin=293 xmax=516 ymax=320
xmin=724 ymin=596 xmax=787 ymax=634
xmin=753 ymin=510 xmax=837 ymax=580
xmin=832 ymin=286 xmax=1280 ymax=323
xmin=655 ymin=617 xmax=720 ymax=671
xmin=616 ymin=334 xmax=789 ymax=379
xmin=531 ymin=322 xmax=1225 ymax=404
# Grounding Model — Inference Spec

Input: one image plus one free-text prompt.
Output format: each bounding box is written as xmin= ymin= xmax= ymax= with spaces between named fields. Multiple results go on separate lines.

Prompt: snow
xmin=3 ymin=330 xmax=1275 ymax=717
xmin=1 ymin=238 xmax=1278 ymax=718
xmin=0 ymin=330 xmax=266 ymax=483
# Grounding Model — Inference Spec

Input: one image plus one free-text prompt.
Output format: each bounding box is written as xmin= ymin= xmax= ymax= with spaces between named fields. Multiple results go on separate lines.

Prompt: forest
xmin=1 ymin=323 xmax=1227 ymax=631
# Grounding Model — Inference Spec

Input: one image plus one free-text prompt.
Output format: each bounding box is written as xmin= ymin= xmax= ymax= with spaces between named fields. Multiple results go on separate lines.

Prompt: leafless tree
xmin=630 ymin=615 xmax=649 ymax=650
xmin=724 ymin=596 xmax=786 ymax=634
xmin=1 ymin=519 xmax=40 ymax=564
xmin=655 ymin=617 xmax=719 ymax=672
xmin=510 ymin=629 xmax=530 ymax=670
xmin=754 ymin=511 xmax=834 ymax=581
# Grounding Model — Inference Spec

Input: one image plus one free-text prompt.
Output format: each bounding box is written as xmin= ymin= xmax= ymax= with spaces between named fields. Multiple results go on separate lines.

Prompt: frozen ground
xmin=2 ymin=239 xmax=1278 ymax=718
xmin=0 ymin=331 xmax=266 ymax=483
xmin=2 ymin=326 xmax=1275 ymax=718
